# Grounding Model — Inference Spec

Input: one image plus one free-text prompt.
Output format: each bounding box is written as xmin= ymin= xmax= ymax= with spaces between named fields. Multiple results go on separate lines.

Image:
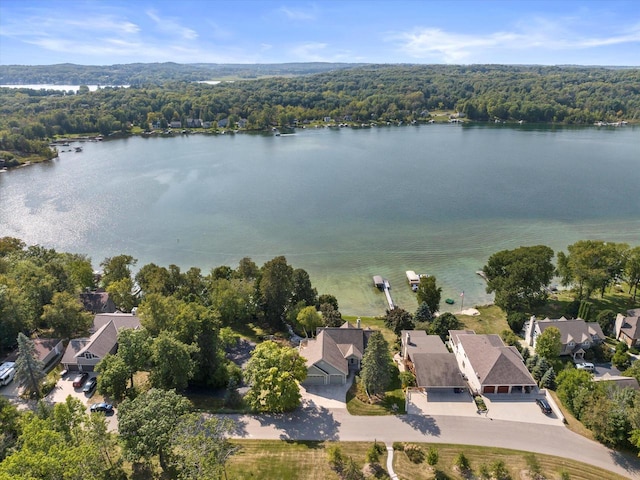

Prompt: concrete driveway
xmin=407 ymin=389 xmax=563 ymax=427
xmin=299 ymin=374 xmax=354 ymax=409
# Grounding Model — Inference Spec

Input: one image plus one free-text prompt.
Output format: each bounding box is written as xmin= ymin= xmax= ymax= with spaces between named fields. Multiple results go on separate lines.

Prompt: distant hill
xmin=0 ymin=62 xmax=366 ymax=86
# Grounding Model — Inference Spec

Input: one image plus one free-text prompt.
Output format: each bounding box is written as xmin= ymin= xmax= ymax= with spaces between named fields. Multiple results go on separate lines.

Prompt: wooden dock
xmin=373 ymin=276 xmax=395 ymax=310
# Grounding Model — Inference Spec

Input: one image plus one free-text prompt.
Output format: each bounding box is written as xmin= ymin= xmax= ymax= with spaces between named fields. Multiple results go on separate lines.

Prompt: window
xmin=568 ymin=341 xmax=575 ymax=347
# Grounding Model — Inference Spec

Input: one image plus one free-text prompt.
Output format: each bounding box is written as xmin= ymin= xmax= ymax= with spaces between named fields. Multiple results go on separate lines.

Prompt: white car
xmin=576 ymin=362 xmax=595 ymax=372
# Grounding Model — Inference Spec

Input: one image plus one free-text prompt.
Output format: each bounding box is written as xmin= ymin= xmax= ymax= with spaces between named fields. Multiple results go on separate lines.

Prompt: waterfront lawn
xmin=343 ymin=315 xmax=397 ymax=347
xmin=457 ymin=304 xmax=509 ymax=335
xmin=536 ymin=285 xmax=638 ymax=320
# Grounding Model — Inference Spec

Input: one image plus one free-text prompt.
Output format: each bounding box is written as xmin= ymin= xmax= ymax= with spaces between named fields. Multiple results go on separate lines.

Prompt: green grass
xmin=457 ymin=304 xmax=509 ymax=334
xmin=346 ymin=369 xmax=405 ymax=416
xmin=536 ymin=285 xmax=639 ymax=320
xmin=343 ymin=315 xmax=397 ymax=347
xmin=225 ymin=440 xmax=631 ymax=480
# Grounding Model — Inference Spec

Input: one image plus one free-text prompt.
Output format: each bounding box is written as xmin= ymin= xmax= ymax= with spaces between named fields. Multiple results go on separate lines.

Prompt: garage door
xmin=483 ymin=386 xmax=495 ymax=394
xmin=304 ymin=375 xmax=326 ymax=386
xmin=497 ymin=386 xmax=509 ymax=394
xmin=329 ymin=374 xmax=345 ymax=385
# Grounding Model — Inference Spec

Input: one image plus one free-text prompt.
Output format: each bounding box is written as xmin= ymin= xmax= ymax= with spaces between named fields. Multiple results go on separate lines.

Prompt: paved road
xmin=223 ymin=403 xmax=640 ymax=479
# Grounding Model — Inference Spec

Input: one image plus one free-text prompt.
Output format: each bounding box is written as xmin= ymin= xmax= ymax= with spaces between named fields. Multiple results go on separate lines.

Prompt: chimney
xmin=356 ymin=317 xmax=361 ymax=329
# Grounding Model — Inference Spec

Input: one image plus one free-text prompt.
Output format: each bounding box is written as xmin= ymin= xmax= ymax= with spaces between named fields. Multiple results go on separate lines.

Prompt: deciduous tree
xmin=384 ymin=307 xmax=414 ymax=337
xmin=118 ymin=388 xmax=191 ymax=472
xmin=297 ymin=306 xmax=323 ymax=337
xmin=535 ymin=326 xmax=562 ymax=359
xmin=149 ymin=331 xmax=197 ymax=391
xmin=258 ymin=256 xmax=294 ymax=329
xmin=244 ymin=341 xmax=307 ymax=412
xmin=429 ymin=312 xmax=462 ymax=341
xmin=95 ymin=354 xmax=129 ymax=401
xmin=40 ymin=291 xmax=92 ymax=339
xmin=99 ymin=254 xmax=136 ymax=288
xmin=483 ymin=245 xmax=554 ymax=312
xmin=416 ymin=276 xmax=442 ymax=314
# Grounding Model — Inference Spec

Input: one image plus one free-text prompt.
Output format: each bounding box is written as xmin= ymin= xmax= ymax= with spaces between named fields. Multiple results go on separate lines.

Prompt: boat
xmin=445 ymin=298 xmax=455 ymax=305
xmin=74 ymin=146 xmax=83 ymax=152
xmin=476 ymin=270 xmax=488 ymax=282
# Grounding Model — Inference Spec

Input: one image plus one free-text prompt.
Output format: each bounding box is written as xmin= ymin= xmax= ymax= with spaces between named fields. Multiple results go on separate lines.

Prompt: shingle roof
xmin=457 ymin=334 xmax=536 ymax=386
xmin=91 ymin=313 xmax=141 ymax=333
xmin=402 ymin=330 xmax=449 ymax=359
xmin=412 ymin=352 xmax=466 ymax=388
xmin=619 ymin=315 xmax=640 ymax=340
xmin=61 ymin=338 xmax=90 ymax=365
xmin=79 ymin=292 xmax=116 ymax=314
xmin=77 ymin=321 xmax=119 ymax=359
xmin=538 ymin=318 xmax=605 ymax=344
xmin=593 ymin=373 xmax=640 ymax=390
xmin=300 ymin=322 xmax=372 ymax=375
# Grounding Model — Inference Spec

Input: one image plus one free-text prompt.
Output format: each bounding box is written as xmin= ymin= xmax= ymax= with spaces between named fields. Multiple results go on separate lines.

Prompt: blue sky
xmin=1 ymin=0 xmax=639 ymax=66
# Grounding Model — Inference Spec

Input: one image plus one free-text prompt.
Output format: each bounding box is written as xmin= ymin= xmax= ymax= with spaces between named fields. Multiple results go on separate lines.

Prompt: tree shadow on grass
xmin=256 ymin=405 xmax=341 ymax=441
xmin=397 ymin=413 xmax=441 ymax=437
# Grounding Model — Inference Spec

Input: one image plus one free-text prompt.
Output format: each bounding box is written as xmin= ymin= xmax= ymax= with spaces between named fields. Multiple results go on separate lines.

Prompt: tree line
xmin=2 ymin=64 xmax=639 ymax=165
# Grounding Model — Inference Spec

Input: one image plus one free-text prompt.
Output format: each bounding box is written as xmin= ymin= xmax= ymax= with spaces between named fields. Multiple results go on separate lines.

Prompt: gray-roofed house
xmin=79 ymin=291 xmax=117 ymax=314
xmin=299 ymin=320 xmax=374 ymax=385
xmin=61 ymin=313 xmax=141 ymax=372
xmin=615 ymin=309 xmax=640 ymax=347
xmin=525 ymin=316 xmax=605 ymax=361
xmin=593 ymin=373 xmax=640 ymax=391
xmin=449 ymin=330 xmax=536 ymax=394
xmin=401 ymin=330 xmax=466 ymax=392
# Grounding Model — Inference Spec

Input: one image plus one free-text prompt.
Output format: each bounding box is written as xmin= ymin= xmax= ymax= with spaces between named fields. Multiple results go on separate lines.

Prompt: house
xmin=593 ymin=373 xmax=640 ymax=391
xmin=401 ymin=330 xmax=466 ymax=392
xmin=526 ymin=316 xmax=605 ymax=361
xmin=449 ymin=330 xmax=536 ymax=394
xmin=169 ymin=120 xmax=182 ymax=129
xmin=237 ymin=118 xmax=248 ymax=129
xmin=61 ymin=313 xmax=141 ymax=372
xmin=217 ymin=118 xmax=229 ymax=128
xmin=186 ymin=118 xmax=202 ymax=128
xmin=202 ymin=121 xmax=212 ymax=129
xmin=615 ymin=309 xmax=640 ymax=347
xmin=79 ymin=291 xmax=116 ymax=314
xmin=299 ymin=320 xmax=374 ymax=385
xmin=6 ymin=338 xmax=64 ymax=372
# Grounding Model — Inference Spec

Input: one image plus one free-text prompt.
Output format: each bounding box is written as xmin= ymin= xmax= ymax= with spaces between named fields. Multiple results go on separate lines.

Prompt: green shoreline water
xmin=0 ymin=125 xmax=638 ymax=316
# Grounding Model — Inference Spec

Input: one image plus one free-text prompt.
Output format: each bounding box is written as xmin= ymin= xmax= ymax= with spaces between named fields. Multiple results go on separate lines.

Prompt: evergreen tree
xmin=15 ymin=332 xmax=45 ymax=398
xmin=414 ymin=302 xmax=433 ymax=323
xmin=360 ymin=331 xmax=394 ymax=398
xmin=532 ymin=356 xmax=551 ymax=382
xmin=541 ymin=367 xmax=556 ymax=389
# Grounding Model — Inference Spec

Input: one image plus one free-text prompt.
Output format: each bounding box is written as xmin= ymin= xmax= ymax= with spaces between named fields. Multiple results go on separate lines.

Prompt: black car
xmin=82 ymin=377 xmax=97 ymax=394
xmin=90 ymin=402 xmax=113 ymax=413
xmin=536 ymin=398 xmax=552 ymax=415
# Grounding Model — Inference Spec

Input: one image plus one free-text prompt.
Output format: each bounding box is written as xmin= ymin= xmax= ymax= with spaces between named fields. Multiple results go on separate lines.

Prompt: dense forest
xmin=1 ymin=64 xmax=639 ymax=167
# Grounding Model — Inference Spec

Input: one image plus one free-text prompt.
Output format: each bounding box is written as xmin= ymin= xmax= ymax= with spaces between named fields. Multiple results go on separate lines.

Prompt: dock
xmin=373 ymin=276 xmax=396 ymax=310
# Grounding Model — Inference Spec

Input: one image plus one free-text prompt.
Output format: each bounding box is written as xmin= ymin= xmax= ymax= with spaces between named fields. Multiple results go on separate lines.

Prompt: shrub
xmin=564 ymin=300 xmax=580 ymax=318
xmin=525 ymin=453 xmax=542 ymax=478
xmin=454 ymin=452 xmax=471 ymax=472
xmin=366 ymin=444 xmax=380 ymax=464
xmin=327 ymin=445 xmax=344 ymax=471
xmin=490 ymin=460 xmax=511 ymax=480
xmin=474 ymin=395 xmax=487 ymax=411
xmin=507 ymin=312 xmax=528 ymax=333
xmin=631 ymin=346 xmax=640 ymax=355
xmin=426 ymin=446 xmax=439 ymax=467
xmin=404 ymin=444 xmax=425 ymax=463
xmin=400 ymin=371 xmax=416 ymax=389
xmin=478 ymin=464 xmax=491 ymax=479
xmin=392 ymin=442 xmax=404 ymax=451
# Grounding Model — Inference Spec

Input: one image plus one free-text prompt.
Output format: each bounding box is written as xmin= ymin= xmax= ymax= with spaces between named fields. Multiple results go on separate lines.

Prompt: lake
xmin=0 ymin=125 xmax=638 ymax=316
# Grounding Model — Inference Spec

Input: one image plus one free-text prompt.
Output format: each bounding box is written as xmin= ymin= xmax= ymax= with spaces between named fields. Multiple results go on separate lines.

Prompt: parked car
xmin=90 ymin=402 xmax=113 ymax=413
xmin=72 ymin=372 xmax=89 ymax=388
xmin=576 ymin=362 xmax=595 ymax=372
xmin=536 ymin=398 xmax=552 ymax=415
xmin=82 ymin=377 xmax=97 ymax=394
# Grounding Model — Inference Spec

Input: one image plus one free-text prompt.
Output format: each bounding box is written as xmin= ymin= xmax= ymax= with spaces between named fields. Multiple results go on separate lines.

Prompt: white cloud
xmin=279 ymin=6 xmax=316 ymax=21
xmin=146 ymin=9 xmax=198 ymax=41
xmin=389 ymin=19 xmax=640 ymax=63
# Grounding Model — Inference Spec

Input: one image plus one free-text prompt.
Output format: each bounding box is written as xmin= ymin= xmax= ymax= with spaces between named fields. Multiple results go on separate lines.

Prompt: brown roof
xmin=618 ymin=315 xmax=640 ymax=340
xmin=593 ymin=373 xmax=640 ymax=390
xmin=538 ymin=318 xmax=605 ymax=344
xmin=457 ymin=334 xmax=536 ymax=386
xmin=412 ymin=352 xmax=466 ymax=388
xmin=32 ymin=338 xmax=62 ymax=361
xmin=77 ymin=321 xmax=119 ymax=359
xmin=79 ymin=292 xmax=117 ymax=314
xmin=61 ymin=338 xmax=90 ymax=365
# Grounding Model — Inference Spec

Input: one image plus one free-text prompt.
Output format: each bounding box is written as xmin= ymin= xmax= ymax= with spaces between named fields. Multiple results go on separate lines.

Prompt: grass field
xmin=226 ymin=440 xmax=631 ymax=480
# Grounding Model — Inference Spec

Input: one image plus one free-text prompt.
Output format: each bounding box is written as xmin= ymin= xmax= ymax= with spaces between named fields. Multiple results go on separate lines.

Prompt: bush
xmin=366 ymin=444 xmax=380 ymax=464
xmin=564 ymin=300 xmax=580 ymax=318
xmin=400 ymin=371 xmax=416 ymax=389
xmin=474 ymin=395 xmax=487 ymax=411
xmin=404 ymin=444 xmax=425 ymax=463
xmin=630 ymin=346 xmax=640 ymax=355
xmin=490 ymin=459 xmax=511 ymax=479
xmin=426 ymin=446 xmax=439 ymax=467
xmin=392 ymin=442 xmax=404 ymax=451
xmin=327 ymin=445 xmax=344 ymax=470
xmin=507 ymin=312 xmax=528 ymax=333
xmin=454 ymin=452 xmax=471 ymax=472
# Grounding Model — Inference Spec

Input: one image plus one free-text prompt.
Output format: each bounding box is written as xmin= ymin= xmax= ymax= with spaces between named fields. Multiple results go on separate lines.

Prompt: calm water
xmin=1 ymin=125 xmax=638 ymax=315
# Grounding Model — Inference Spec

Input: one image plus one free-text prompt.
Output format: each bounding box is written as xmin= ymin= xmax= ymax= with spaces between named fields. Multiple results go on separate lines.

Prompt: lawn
xmin=343 ymin=315 xmax=397 ymax=347
xmin=457 ymin=304 xmax=509 ymax=334
xmin=225 ymin=440 xmax=630 ymax=480
xmin=346 ymin=368 xmax=406 ymax=416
